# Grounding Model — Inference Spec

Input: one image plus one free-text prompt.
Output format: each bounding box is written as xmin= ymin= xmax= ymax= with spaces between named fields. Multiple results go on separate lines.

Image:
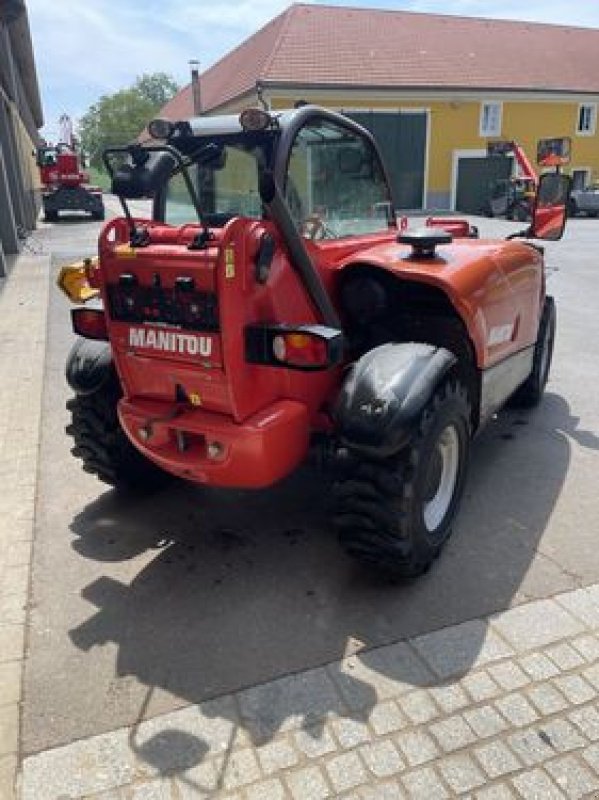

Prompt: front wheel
xmin=509 ymin=296 xmax=556 ymax=408
xmin=334 ymin=379 xmax=471 ymax=579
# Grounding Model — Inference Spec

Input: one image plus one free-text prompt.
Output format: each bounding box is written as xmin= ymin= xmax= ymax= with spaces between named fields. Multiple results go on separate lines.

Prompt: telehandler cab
xmin=58 ymin=106 xmax=570 ymax=578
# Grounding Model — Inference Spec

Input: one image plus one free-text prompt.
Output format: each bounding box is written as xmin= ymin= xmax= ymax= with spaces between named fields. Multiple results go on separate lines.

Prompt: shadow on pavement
xmin=63 ymin=390 xmax=588 ymax=776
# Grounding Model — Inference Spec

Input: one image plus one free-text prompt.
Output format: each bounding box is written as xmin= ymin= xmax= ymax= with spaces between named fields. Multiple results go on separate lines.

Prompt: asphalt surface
xmin=22 ymin=206 xmax=599 ymax=755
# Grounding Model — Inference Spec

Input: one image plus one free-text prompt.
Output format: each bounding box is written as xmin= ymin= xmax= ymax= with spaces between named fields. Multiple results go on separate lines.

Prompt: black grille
xmin=107 ymin=284 xmax=219 ymax=331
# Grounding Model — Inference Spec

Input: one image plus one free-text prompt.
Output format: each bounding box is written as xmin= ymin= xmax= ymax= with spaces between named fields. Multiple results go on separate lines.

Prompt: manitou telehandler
xmin=37 ymin=143 xmax=105 ymax=222
xmin=58 ymin=107 xmax=570 ymax=578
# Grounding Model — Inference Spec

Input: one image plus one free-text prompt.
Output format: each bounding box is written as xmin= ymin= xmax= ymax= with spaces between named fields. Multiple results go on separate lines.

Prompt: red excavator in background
xmin=37 ymin=114 xmax=105 ymax=222
xmin=484 ymin=140 xmax=539 ymax=221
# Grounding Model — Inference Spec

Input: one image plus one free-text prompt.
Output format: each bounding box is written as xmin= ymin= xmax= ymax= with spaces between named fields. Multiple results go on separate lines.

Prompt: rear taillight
xmin=71 ymin=308 xmax=108 ymax=340
xmin=246 ymin=324 xmax=344 ymax=371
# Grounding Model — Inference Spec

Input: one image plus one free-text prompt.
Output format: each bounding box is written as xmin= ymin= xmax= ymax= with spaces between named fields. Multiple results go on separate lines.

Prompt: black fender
xmin=335 ymin=343 xmax=456 ymax=457
xmin=66 ymin=337 xmax=113 ymax=396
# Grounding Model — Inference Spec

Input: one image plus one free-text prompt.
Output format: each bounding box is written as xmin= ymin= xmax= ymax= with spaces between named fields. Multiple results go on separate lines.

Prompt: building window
xmin=480 ymin=102 xmax=502 ymax=137
xmin=577 ymin=104 xmax=597 ymax=136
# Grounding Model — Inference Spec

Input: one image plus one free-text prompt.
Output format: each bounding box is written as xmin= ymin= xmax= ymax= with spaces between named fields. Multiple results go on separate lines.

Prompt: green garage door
xmin=456 ymin=156 xmax=513 ymax=214
xmin=348 ymin=112 xmax=427 ymax=210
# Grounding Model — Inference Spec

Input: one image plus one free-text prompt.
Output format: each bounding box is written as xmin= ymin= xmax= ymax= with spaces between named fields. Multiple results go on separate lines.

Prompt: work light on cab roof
xmin=148 ymin=118 xmax=175 ymax=140
xmin=239 ymin=107 xmax=275 ymax=131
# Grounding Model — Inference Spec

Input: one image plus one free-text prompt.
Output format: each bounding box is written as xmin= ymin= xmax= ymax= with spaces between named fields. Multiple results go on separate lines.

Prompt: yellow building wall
xmin=269 ymin=95 xmax=599 ymax=202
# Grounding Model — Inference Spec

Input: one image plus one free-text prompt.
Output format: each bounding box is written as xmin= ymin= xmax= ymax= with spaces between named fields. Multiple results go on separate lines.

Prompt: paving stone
xmin=511 ymin=768 xmax=565 ymax=799
xmin=429 ymin=714 xmax=476 ymax=752
xmin=553 ymin=675 xmax=596 ymax=706
xmin=462 ymin=671 xmax=502 ymax=702
xmin=394 ymin=730 xmax=439 ymax=767
xmin=507 ymin=729 xmax=556 ymax=766
xmin=401 ymin=766 xmax=448 ymax=799
xmin=221 ymin=748 xmax=261 ymax=791
xmin=246 ymin=778 xmax=286 ymax=800
xmin=0 ymin=754 xmax=16 ymax=800
xmin=429 ymin=683 xmax=469 ymax=714
xmin=536 ymin=718 xmax=586 ymax=752
xmin=488 ymin=661 xmax=530 ymax=691
xmin=555 ymin=587 xmax=599 ymax=629
xmin=464 ymin=705 xmax=508 ymax=738
xmin=256 ymin=738 xmax=298 ymax=774
xmin=0 ymin=626 xmax=24 ymax=663
xmin=174 ymin=760 xmax=217 ymax=798
xmin=569 ymin=705 xmax=599 ymax=741
xmin=355 ymin=781 xmax=405 ymax=799
xmin=545 ymin=754 xmax=599 ymax=799
xmin=545 ymin=643 xmax=586 ymax=671
xmin=132 ymin=698 xmax=241 ymax=773
xmin=526 ymin=683 xmax=569 ymax=716
xmin=329 ymin=643 xmax=433 ymax=710
xmin=437 ymin=753 xmax=486 ymax=793
xmin=397 ymin=690 xmax=439 ymax=725
xmin=359 ymin=740 xmax=404 ymax=778
xmin=332 ymin=717 xmax=372 ymax=749
xmin=491 ymin=599 xmax=584 ymax=651
xmin=238 ymin=667 xmax=345 ymax=740
xmin=495 ymin=693 xmax=539 ymax=727
xmin=326 ymin=751 xmax=367 ymax=793
xmin=581 ymin=742 xmax=599 ymax=772
xmin=20 ymin=728 xmax=135 ymax=800
xmin=474 ymin=740 xmax=521 ymax=778
xmin=368 ymin=701 xmax=406 ymax=735
xmin=411 ymin=620 xmax=513 ymax=679
xmin=0 ymin=706 xmax=17 ymax=756
xmin=475 ymin=785 xmax=517 ymax=799
xmin=0 ymin=566 xmax=29 ymax=599
xmin=583 ymin=663 xmax=599 ymax=692
xmin=286 ymin=766 xmax=331 ymax=800
xmin=0 ymin=662 xmax=20 ymax=706
xmin=0 ymin=593 xmax=27 ymax=626
xmin=519 ymin=652 xmax=561 ymax=682
xmin=131 ymin=780 xmax=174 ymax=799
xmin=293 ymin=725 xmax=337 ymax=759
xmin=570 ymin=634 xmax=599 ymax=663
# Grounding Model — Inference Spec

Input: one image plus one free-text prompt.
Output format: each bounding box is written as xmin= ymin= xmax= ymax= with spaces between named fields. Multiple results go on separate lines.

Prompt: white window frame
xmin=576 ymin=103 xmax=597 ymax=136
xmin=479 ymin=101 xmax=502 ymax=138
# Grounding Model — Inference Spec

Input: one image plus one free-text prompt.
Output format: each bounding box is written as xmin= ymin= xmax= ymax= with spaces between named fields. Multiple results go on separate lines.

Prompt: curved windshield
xmin=163 ymin=141 xmax=265 ymax=226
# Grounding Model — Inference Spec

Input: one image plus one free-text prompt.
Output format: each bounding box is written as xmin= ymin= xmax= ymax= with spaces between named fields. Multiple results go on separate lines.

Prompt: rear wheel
xmin=66 ymin=370 xmax=171 ymax=491
xmin=510 ymin=297 xmax=556 ymax=408
xmin=334 ymin=379 xmax=471 ymax=579
xmin=568 ymin=199 xmax=578 ymax=217
xmin=44 ymin=210 xmax=58 ymax=222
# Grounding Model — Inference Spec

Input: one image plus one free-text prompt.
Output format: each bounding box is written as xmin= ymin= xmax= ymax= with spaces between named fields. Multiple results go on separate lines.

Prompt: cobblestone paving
xmin=19 ymin=585 xmax=599 ymax=799
xmin=0 ymin=241 xmax=51 ymax=800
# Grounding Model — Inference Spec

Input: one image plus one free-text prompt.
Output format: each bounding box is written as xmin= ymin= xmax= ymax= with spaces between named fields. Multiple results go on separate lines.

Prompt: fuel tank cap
xmin=397 ymin=228 xmax=452 ymax=258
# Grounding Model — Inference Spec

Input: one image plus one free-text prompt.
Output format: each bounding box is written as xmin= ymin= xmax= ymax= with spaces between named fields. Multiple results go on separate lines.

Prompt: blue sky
xmin=28 ymin=0 xmax=599 ymax=142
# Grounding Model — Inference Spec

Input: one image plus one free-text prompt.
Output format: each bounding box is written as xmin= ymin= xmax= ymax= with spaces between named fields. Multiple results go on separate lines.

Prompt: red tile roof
xmin=162 ymin=4 xmax=599 ymax=119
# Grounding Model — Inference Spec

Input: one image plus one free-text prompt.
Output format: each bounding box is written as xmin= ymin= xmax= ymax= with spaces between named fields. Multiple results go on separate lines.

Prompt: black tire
xmin=44 ymin=210 xmax=58 ymax=222
xmin=92 ymin=209 xmax=105 ymax=221
xmin=334 ymin=379 xmax=471 ymax=579
xmin=568 ymin=199 xmax=578 ymax=218
xmin=66 ymin=369 xmax=171 ymax=491
xmin=509 ymin=296 xmax=556 ymax=408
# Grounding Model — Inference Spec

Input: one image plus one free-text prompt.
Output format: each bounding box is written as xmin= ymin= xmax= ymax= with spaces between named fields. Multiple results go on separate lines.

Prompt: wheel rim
xmin=423 ymin=424 xmax=460 ymax=532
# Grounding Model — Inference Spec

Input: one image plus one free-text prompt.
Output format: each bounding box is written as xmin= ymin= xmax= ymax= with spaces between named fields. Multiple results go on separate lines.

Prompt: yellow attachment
xmin=56 ymin=257 xmax=100 ymax=304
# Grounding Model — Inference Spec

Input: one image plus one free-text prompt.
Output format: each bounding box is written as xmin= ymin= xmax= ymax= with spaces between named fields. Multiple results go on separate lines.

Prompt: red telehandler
xmin=484 ymin=140 xmax=539 ymax=221
xmin=37 ymin=142 xmax=105 ymax=222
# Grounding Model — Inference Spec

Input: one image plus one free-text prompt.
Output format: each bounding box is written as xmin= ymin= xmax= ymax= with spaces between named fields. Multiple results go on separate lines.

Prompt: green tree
xmin=79 ymin=73 xmax=179 ymax=169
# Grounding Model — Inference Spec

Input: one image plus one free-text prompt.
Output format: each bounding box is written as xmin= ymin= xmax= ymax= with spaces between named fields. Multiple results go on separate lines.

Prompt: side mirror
xmin=111 ymin=150 xmax=177 ymax=199
xmin=529 ymin=172 xmax=571 ymax=241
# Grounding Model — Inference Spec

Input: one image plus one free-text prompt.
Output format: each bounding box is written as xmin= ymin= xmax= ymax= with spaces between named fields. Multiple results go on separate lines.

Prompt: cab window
xmin=164 ymin=144 xmax=262 ymax=226
xmin=285 ymin=119 xmax=392 ymax=239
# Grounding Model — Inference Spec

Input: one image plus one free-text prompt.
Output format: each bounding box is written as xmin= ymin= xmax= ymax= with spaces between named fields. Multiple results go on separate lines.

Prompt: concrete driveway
xmin=22 ymin=206 xmax=599 ymax=756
